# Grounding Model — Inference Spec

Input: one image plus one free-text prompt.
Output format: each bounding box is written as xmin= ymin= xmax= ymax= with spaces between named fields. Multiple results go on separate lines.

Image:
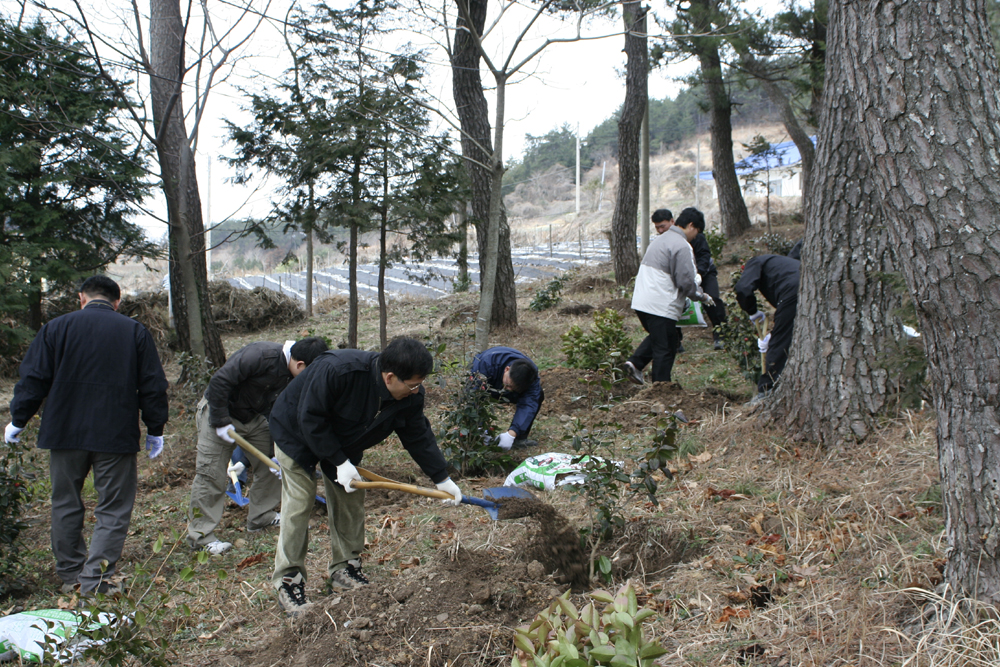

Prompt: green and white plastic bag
xmin=503 ymin=452 xmax=621 ymax=491
xmin=0 ymin=609 xmax=114 ymax=663
xmin=676 ymin=298 xmax=708 ymax=328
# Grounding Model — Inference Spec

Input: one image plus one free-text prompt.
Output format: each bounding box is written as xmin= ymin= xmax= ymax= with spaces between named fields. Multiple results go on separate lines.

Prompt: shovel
xmin=226 ymin=429 xmax=327 ymax=505
xmin=226 ymin=463 xmax=249 ymax=507
xmin=353 ymin=468 xmax=535 ymax=520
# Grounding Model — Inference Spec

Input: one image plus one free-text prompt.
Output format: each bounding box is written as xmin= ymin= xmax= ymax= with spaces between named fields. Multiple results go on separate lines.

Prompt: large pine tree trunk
xmin=450 ymin=0 xmax=517 ymax=330
xmin=609 ymin=0 xmax=646 ymax=285
xmin=766 ymin=1 xmax=902 ymax=446
xmin=841 ymin=0 xmax=1000 ymax=602
xmin=149 ymin=0 xmax=225 ymax=369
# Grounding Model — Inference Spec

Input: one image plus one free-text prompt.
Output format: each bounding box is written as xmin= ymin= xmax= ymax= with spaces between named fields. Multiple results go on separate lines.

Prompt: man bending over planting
xmin=268 ymin=336 xmax=461 ymax=616
xmin=470 ymin=346 xmax=543 ymax=450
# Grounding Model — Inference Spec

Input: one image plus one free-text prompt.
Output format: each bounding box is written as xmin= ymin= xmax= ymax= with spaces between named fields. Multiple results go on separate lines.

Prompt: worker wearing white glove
xmin=749 ymin=311 xmax=766 ymax=324
xmin=496 ymin=431 xmax=515 ymax=451
xmin=270 ymin=457 xmax=282 ymax=479
xmin=216 ymin=425 xmax=236 ymax=443
xmin=336 ymin=460 xmax=363 ymax=493
xmin=758 ymin=333 xmax=771 ymax=355
xmin=4 ymin=423 xmax=23 ymax=444
xmin=227 ymin=460 xmax=246 ymax=478
xmin=435 ymin=478 xmax=463 ymax=506
xmin=699 ymin=292 xmax=715 ymax=306
xmin=145 ymin=435 xmax=164 ymax=459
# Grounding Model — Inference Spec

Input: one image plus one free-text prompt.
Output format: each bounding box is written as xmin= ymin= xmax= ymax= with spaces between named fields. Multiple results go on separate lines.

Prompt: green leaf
xmin=152 ymin=536 xmax=164 ymax=554
xmin=588 ymin=646 xmax=617 ymax=661
xmin=513 ymin=631 xmax=536 ymax=655
xmin=634 ymin=609 xmax=656 ymax=623
xmin=639 ymin=644 xmax=667 ymax=659
xmin=598 ymin=556 xmax=612 ymax=574
xmin=590 ymin=590 xmax=614 ymax=604
xmin=217 ymin=569 xmax=228 ymax=580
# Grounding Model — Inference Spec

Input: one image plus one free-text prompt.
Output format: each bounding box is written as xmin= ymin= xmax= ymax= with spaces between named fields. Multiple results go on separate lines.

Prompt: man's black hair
xmin=674 ymin=207 xmax=706 ymax=232
xmin=290 ymin=337 xmax=329 ymax=365
xmin=80 ymin=275 xmax=121 ymax=302
xmin=651 ymin=208 xmax=673 ymax=223
xmin=381 ymin=336 xmax=433 ymax=379
xmin=507 ymin=359 xmax=537 ymax=393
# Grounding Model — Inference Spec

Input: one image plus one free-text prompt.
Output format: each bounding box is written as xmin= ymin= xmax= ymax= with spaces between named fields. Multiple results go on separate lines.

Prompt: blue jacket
xmin=471 ymin=347 xmax=542 ymax=436
xmin=9 ymin=300 xmax=169 ymax=453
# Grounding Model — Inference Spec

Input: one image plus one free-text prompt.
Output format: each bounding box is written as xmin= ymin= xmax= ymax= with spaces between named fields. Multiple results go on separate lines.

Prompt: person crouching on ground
xmin=268 ymin=336 xmax=462 ymax=616
xmin=470 ymin=346 xmax=543 ymax=450
xmin=186 ymin=336 xmax=329 ymax=555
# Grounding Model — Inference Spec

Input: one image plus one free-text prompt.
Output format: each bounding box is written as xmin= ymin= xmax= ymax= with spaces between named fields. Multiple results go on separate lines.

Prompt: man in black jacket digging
xmin=186 ymin=337 xmax=328 ymax=554
xmin=268 ymin=336 xmax=462 ymax=616
xmin=734 ymin=254 xmax=801 ymax=403
xmin=5 ymin=276 xmax=168 ymax=595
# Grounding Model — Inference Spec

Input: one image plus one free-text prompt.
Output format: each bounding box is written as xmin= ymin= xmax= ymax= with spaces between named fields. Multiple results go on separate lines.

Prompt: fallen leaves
xmin=706 ymin=487 xmax=750 ymax=500
xmin=236 ymin=553 xmax=265 ymax=570
xmin=716 ymin=606 xmax=750 ymax=623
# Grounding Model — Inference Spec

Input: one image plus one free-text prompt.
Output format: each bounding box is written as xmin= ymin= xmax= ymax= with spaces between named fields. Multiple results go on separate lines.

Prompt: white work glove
xmin=757 ymin=333 xmax=771 ymax=355
xmin=4 ymin=423 xmax=23 ymax=444
xmin=699 ymin=292 xmax=714 ymax=305
xmin=749 ymin=311 xmax=765 ymax=323
xmin=496 ymin=432 xmax=515 ymax=451
xmin=146 ymin=435 xmax=164 ymax=459
xmin=270 ymin=457 xmax=282 ymax=479
xmin=215 ymin=425 xmax=235 ymax=443
xmin=336 ymin=460 xmax=362 ymax=493
xmin=435 ymin=478 xmax=462 ymax=506
xmin=227 ymin=460 xmax=245 ymax=478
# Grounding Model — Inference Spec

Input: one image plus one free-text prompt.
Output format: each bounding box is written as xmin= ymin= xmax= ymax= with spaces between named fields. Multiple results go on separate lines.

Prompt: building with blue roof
xmin=698 ymin=136 xmax=817 ymax=200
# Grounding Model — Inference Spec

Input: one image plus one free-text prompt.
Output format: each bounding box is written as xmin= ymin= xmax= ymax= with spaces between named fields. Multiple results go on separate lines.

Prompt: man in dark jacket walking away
xmin=4 ymin=276 xmax=168 ymax=595
xmin=268 ymin=337 xmax=462 ymax=616
xmin=470 ymin=346 xmax=543 ymax=450
xmin=186 ymin=337 xmax=328 ymax=555
xmin=734 ymin=254 xmax=801 ymax=401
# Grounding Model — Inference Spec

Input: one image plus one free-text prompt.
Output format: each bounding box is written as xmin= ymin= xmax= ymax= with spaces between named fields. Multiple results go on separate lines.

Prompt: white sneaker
xmin=203 ymin=540 xmax=232 ymax=555
xmin=624 ymin=361 xmax=644 ymax=385
xmin=248 ymin=512 xmax=280 ymax=533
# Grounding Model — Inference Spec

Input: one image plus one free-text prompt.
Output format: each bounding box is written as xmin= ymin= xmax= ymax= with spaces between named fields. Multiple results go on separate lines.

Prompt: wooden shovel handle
xmin=228 ymin=429 xmax=279 ymax=472
xmin=349 ymin=477 xmax=454 ymax=501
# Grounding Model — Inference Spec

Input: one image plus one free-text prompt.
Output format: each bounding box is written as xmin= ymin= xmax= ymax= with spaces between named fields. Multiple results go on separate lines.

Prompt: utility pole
xmin=575 ymin=123 xmax=581 ymax=217
xmin=205 ymin=155 xmax=212 ymax=279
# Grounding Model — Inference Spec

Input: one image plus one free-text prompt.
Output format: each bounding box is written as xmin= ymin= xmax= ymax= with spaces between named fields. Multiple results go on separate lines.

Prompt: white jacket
xmin=631 ymin=225 xmax=702 ymax=320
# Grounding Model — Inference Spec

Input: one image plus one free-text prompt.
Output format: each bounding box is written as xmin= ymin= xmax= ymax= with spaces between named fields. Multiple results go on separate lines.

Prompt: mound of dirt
xmin=566 ymin=275 xmax=616 ymax=294
xmin=241 ymin=545 xmax=563 ymax=667
xmin=558 ymin=303 xmax=594 ymax=316
xmin=440 ymin=306 xmax=477 ymax=328
xmin=610 ymin=383 xmax=742 ymax=429
xmin=594 ymin=298 xmax=633 ymax=315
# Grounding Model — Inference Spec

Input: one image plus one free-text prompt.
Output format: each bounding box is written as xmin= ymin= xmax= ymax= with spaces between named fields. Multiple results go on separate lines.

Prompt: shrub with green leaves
xmin=704 ymin=229 xmax=726 ymax=261
xmin=436 ymin=373 xmax=510 ymax=476
xmin=561 ymin=309 xmax=633 ymax=370
xmin=715 ymin=268 xmax=763 ymax=387
xmin=512 ymin=584 xmax=667 ymax=667
xmin=0 ymin=438 xmax=30 ymax=596
xmin=755 ymin=233 xmax=794 ymax=256
xmin=530 ymin=273 xmax=572 ymax=312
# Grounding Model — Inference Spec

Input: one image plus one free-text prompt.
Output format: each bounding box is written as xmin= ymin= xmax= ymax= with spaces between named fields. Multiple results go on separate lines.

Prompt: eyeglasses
xmin=403 ymin=379 xmax=423 ymax=392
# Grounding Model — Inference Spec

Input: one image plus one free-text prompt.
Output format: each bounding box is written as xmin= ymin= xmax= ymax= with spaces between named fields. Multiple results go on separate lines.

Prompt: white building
xmin=698 ymin=137 xmax=817 ymax=199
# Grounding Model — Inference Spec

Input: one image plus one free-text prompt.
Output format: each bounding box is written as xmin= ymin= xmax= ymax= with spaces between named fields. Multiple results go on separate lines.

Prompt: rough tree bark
xmin=149 ymin=0 xmax=225 ymax=369
xmin=842 ymin=0 xmax=1000 ymax=602
xmin=609 ymin=0 xmax=646 ymax=285
xmin=451 ymin=0 xmax=517 ymax=331
xmin=765 ymin=2 xmax=902 ymax=446
xmin=687 ymin=0 xmax=751 ymax=238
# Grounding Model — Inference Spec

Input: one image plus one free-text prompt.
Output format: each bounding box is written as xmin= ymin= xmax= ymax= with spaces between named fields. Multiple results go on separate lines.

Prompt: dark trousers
xmin=759 ymin=297 xmax=797 ymax=392
xmin=629 ymin=311 xmax=679 ymax=382
xmin=50 ymin=450 xmax=138 ymax=592
xmin=701 ymin=273 xmax=727 ymax=326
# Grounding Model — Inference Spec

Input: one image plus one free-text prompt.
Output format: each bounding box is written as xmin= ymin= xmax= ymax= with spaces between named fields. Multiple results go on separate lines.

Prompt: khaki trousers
xmin=271 ymin=444 xmax=365 ymax=587
xmin=187 ymin=398 xmax=281 ymax=547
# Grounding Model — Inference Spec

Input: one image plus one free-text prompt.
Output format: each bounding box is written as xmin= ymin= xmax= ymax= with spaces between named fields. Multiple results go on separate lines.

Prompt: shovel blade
xmin=226 ymin=483 xmax=249 ymax=507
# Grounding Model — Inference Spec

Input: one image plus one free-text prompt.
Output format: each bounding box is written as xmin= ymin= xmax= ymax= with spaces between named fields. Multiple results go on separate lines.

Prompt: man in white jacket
xmin=625 ymin=224 xmax=710 ymax=383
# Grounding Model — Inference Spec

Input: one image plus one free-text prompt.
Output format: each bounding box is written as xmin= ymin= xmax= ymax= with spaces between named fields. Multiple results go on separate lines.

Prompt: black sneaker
xmin=676 ymin=343 xmax=685 ymax=354
xmin=277 ymin=572 xmax=312 ymax=616
xmin=329 ymin=563 xmax=369 ymax=590
xmin=512 ymin=438 xmax=537 ymax=450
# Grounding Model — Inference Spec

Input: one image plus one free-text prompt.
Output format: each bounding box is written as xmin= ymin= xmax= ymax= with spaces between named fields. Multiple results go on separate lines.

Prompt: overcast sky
xmin=5 ymin=0 xmax=710 ymax=241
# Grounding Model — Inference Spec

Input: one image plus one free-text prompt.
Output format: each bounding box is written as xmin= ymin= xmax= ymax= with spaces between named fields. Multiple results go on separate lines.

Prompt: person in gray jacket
xmin=186 ymin=337 xmax=328 ymax=554
xmin=625 ymin=224 xmax=711 ymax=383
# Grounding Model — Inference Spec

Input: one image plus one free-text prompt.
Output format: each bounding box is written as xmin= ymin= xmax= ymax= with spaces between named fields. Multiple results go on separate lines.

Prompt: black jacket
xmin=734 ymin=254 xmax=801 ymax=315
xmin=690 ymin=233 xmax=717 ymax=278
xmin=9 ymin=300 xmax=169 ymax=453
xmin=204 ymin=342 xmax=291 ymax=427
xmin=268 ymin=349 xmax=449 ymax=484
